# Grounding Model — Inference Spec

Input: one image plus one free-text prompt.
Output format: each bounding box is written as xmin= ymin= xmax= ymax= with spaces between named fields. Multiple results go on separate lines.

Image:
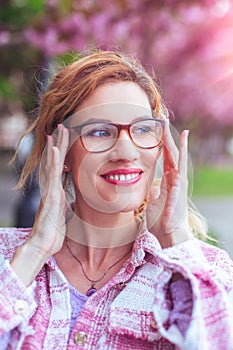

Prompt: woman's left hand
xmin=146 ymin=119 xmax=193 ymax=248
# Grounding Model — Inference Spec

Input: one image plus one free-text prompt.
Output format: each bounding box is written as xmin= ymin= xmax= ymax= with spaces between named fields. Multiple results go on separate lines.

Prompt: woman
xmin=0 ymin=51 xmax=232 ymax=350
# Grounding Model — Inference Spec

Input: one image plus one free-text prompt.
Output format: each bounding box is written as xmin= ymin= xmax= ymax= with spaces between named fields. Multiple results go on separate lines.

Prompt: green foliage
xmin=205 ymin=230 xmax=219 ymax=247
xmin=193 ymin=165 xmax=233 ymax=196
xmin=0 ymin=0 xmax=44 ymax=28
xmin=0 ymin=77 xmax=17 ymax=100
xmin=53 ymin=51 xmax=84 ymax=67
xmin=0 ymin=1 xmax=45 ymax=110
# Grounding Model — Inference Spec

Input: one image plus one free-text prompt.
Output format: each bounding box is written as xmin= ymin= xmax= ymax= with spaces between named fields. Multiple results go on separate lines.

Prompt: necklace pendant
xmin=86 ymin=286 xmax=97 ymax=297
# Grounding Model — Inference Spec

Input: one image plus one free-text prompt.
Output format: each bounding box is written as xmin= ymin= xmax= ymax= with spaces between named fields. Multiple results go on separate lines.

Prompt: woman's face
xmin=66 ymin=82 xmax=160 ymax=215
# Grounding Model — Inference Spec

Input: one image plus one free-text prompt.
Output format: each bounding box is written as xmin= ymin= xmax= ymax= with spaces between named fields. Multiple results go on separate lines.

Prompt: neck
xmin=66 ymin=200 xmax=140 ymax=248
xmin=55 ymin=199 xmax=141 ymax=296
xmin=65 ymin=236 xmax=133 ymax=271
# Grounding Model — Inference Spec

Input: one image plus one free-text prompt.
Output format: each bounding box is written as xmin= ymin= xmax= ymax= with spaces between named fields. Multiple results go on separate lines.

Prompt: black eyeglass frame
xmin=70 ymin=118 xmax=165 ymax=153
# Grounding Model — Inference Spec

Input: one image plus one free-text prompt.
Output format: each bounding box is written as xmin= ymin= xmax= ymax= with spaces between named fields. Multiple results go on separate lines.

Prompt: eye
xmin=132 ymin=125 xmax=152 ymax=135
xmin=88 ymin=129 xmax=110 ymax=137
xmin=82 ymin=125 xmax=113 ymax=138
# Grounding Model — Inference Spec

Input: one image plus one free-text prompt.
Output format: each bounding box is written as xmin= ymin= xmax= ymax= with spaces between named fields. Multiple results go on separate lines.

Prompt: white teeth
xmin=105 ymin=173 xmax=140 ymax=181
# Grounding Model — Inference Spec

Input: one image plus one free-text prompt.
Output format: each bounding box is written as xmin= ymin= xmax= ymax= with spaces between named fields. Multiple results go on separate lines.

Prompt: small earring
xmin=64 ymin=164 xmax=68 ymax=170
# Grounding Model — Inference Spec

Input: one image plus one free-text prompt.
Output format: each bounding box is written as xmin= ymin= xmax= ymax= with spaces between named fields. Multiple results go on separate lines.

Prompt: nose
xmin=108 ymin=129 xmax=140 ymax=162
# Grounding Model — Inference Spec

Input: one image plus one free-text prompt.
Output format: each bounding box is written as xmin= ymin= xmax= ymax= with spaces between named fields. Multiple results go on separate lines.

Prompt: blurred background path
xmin=0 ymin=153 xmax=20 ymax=228
xmin=193 ymin=197 xmax=233 ymax=258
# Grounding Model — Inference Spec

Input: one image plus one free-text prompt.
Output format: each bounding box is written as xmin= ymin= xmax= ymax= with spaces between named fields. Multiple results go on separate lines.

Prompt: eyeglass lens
xmin=79 ymin=119 xmax=163 ymax=152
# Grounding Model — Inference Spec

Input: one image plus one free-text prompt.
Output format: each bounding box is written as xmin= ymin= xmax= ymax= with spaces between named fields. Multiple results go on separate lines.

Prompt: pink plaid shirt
xmin=0 ymin=226 xmax=233 ymax=349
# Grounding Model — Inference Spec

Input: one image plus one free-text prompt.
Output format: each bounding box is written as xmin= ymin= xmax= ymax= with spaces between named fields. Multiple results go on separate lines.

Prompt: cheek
xmin=70 ymin=150 xmax=103 ymax=196
xmin=67 ymin=141 xmax=88 ymax=186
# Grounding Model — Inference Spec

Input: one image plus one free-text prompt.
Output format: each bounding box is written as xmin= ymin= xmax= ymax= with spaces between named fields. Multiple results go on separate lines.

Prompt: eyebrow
xmin=73 ymin=115 xmax=154 ymax=125
xmin=83 ymin=118 xmax=113 ymax=123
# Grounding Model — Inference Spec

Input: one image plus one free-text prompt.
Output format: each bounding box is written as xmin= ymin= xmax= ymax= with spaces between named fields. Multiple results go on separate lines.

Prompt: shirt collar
xmin=130 ymin=223 xmax=162 ymax=267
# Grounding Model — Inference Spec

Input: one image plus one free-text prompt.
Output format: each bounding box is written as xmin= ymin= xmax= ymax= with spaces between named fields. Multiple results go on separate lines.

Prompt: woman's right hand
xmin=11 ymin=124 xmax=69 ymax=286
xmin=146 ymin=121 xmax=192 ymax=248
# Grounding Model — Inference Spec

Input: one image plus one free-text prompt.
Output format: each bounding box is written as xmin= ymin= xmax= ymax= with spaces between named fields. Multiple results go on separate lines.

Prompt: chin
xmin=86 ymin=197 xmax=146 ymax=216
xmin=115 ymin=196 xmax=147 ymax=214
xmin=81 ymin=186 xmax=148 ymax=215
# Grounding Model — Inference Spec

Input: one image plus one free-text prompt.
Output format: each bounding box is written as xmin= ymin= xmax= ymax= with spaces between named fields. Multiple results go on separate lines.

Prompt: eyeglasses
xmin=70 ymin=118 xmax=165 ymax=153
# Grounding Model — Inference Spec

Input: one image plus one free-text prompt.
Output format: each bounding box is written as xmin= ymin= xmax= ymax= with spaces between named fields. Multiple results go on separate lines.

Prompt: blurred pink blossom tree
xmin=22 ymin=0 xmax=233 ymax=130
xmin=1 ymin=0 xmax=233 ymax=160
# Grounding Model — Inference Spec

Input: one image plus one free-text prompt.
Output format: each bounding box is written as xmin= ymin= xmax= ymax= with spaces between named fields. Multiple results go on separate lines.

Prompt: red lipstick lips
xmin=101 ymin=168 xmax=143 ymax=185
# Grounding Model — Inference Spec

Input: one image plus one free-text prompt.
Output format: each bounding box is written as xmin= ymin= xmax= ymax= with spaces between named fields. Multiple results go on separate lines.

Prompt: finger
xmin=56 ymin=124 xmax=69 ymax=170
xmin=59 ymin=127 xmax=69 ymax=165
xmin=46 ymin=134 xmax=55 ymax=169
xmin=43 ymin=146 xmax=67 ymax=230
xmin=57 ymin=124 xmax=65 ymax=151
xmin=178 ymin=129 xmax=189 ymax=177
xmin=45 ymin=146 xmax=64 ymax=205
xmin=50 ymin=146 xmax=61 ymax=181
xmin=162 ymin=119 xmax=179 ymax=167
xmin=163 ymin=119 xmax=179 ymax=164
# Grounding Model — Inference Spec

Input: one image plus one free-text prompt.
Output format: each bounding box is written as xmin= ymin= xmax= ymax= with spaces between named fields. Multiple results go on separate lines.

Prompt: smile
xmin=101 ymin=169 xmax=143 ymax=185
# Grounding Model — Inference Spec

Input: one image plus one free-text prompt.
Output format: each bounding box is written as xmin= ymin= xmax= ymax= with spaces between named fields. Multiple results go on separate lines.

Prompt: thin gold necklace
xmin=65 ymin=238 xmax=132 ymax=296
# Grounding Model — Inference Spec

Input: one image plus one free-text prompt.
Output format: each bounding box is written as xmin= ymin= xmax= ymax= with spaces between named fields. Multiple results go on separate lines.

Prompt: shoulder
xmin=0 ymin=227 xmax=32 ymax=259
xmin=163 ymin=237 xmax=232 ymax=267
xmin=165 ymin=238 xmax=233 ymax=288
xmin=197 ymin=239 xmax=233 ymax=265
xmin=198 ymin=239 xmax=233 ymax=281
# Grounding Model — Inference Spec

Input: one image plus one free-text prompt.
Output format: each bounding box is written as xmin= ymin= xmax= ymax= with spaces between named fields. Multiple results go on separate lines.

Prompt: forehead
xmin=66 ymin=82 xmax=152 ymax=126
xmin=80 ymin=81 xmax=151 ymax=109
xmin=66 ymin=103 xmax=153 ymax=127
